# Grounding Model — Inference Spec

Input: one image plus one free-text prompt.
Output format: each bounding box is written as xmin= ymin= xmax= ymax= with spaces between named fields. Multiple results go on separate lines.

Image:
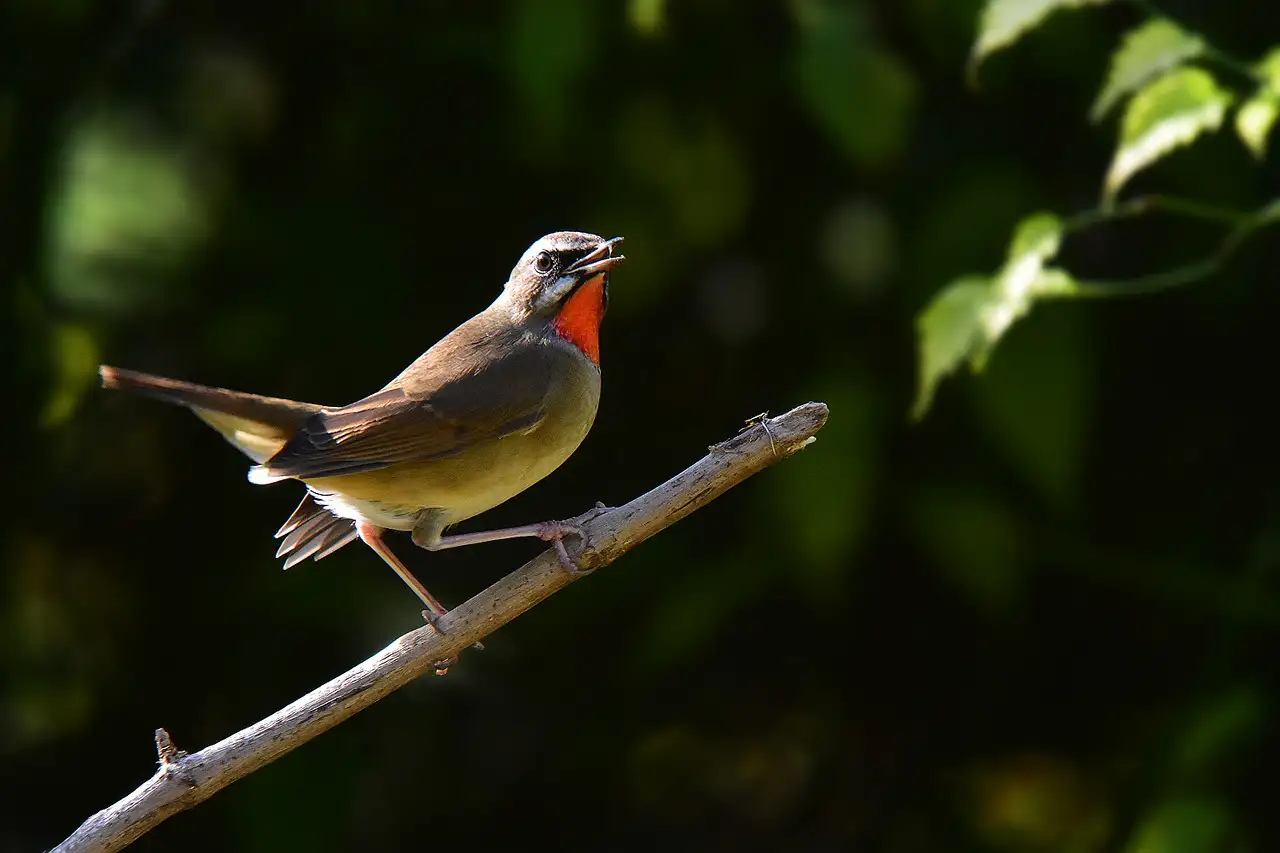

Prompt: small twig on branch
xmin=52 ymin=401 xmax=830 ymax=853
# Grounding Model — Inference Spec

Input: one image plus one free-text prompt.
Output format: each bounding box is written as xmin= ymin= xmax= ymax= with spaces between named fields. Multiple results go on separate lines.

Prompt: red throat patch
xmin=552 ymin=274 xmax=606 ymax=364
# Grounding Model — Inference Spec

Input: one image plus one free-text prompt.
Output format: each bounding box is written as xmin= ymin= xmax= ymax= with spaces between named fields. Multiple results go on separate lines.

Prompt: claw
xmin=554 ymin=536 xmax=595 ymax=575
xmin=535 ymin=520 xmax=596 ymax=575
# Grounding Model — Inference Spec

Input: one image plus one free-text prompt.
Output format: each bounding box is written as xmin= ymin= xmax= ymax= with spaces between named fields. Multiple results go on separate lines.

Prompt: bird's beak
xmin=566 ymin=237 xmax=625 ymax=278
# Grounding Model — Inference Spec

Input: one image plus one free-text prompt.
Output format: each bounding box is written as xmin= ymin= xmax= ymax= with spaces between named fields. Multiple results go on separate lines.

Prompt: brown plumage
xmin=100 ymin=231 xmax=624 ymax=617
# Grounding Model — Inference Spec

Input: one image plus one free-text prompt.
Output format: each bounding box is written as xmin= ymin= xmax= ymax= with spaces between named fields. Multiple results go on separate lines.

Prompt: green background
xmin=4 ymin=0 xmax=1279 ymax=850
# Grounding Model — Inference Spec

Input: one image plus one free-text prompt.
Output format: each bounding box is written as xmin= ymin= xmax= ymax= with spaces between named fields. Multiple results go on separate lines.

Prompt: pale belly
xmin=305 ymin=365 xmax=600 ymax=531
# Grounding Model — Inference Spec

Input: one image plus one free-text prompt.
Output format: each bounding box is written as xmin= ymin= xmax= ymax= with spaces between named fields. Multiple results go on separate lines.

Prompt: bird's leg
xmin=356 ymin=521 xmax=449 ymax=625
xmin=412 ymin=513 xmax=594 ymax=575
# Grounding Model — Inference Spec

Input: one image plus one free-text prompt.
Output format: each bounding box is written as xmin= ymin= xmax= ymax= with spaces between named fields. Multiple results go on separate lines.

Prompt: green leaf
xmin=913 ymin=212 xmax=1083 ymax=418
xmin=1105 ymin=68 xmax=1232 ymax=201
xmin=1255 ymin=45 xmax=1280 ymax=90
xmin=1005 ymin=211 xmax=1062 ymax=261
xmin=1234 ymin=47 xmax=1280 ymax=158
xmin=913 ymin=276 xmax=992 ymax=419
xmin=1028 ymin=267 xmax=1081 ymax=297
xmin=970 ymin=0 xmax=1110 ymax=75
xmin=1091 ymin=18 xmax=1205 ymax=121
xmin=1236 ymin=94 xmax=1279 ymax=158
xmin=975 ymin=213 xmax=1073 ymax=367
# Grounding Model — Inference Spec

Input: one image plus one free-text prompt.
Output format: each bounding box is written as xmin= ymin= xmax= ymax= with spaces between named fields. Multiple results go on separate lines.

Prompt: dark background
xmin=4 ymin=1 xmax=1280 ymax=850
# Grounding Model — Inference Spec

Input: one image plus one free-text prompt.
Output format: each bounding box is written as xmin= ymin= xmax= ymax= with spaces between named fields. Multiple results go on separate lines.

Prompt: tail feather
xmin=275 ymin=491 xmax=325 ymax=537
xmin=100 ymin=365 xmax=327 ymax=465
xmin=312 ymin=526 xmax=359 ymax=561
xmin=275 ymin=492 xmax=357 ymax=569
xmin=274 ymin=511 xmax=333 ymax=557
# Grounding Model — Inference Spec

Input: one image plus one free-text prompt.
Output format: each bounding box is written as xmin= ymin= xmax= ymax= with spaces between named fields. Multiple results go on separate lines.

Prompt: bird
xmin=100 ymin=231 xmax=624 ymax=621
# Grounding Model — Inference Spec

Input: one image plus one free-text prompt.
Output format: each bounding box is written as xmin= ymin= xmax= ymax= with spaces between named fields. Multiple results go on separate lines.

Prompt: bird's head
xmin=504 ymin=231 xmax=625 ymax=364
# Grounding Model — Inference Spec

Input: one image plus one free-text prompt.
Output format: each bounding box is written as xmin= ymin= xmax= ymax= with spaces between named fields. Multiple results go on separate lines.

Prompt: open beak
xmin=566 ymin=236 xmax=625 ymax=278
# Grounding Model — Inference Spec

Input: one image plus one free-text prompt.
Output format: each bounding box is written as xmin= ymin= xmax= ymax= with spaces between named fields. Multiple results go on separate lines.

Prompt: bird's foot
xmin=538 ymin=503 xmax=615 ymax=576
xmin=535 ymin=521 xmax=589 ymax=574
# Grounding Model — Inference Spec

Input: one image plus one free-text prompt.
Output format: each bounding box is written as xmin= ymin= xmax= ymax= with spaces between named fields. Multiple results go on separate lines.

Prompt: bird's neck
xmin=551 ymin=274 xmax=605 ymax=364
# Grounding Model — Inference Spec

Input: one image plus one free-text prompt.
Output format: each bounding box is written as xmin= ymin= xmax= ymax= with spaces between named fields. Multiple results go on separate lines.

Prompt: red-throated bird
xmin=100 ymin=231 xmax=624 ymax=619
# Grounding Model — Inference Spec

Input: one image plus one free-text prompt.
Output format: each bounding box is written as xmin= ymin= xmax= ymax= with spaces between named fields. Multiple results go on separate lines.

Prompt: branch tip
xmin=153 ymin=728 xmax=183 ymax=765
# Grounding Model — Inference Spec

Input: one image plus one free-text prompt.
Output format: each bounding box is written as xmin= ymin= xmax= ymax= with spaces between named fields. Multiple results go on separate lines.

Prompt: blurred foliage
xmin=1235 ymin=47 xmax=1280 ymax=159
xmin=918 ymin=0 xmax=1280 ymax=418
xmin=3 ymin=0 xmax=1280 ymax=851
xmin=1089 ymin=18 xmax=1205 ymax=121
xmin=970 ymin=0 xmax=1111 ymax=72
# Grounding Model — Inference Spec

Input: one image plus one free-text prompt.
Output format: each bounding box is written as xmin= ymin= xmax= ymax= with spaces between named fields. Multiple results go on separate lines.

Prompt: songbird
xmin=100 ymin=231 xmax=624 ymax=620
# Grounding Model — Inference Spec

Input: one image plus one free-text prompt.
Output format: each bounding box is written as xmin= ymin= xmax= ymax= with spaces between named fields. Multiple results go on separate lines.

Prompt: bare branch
xmin=52 ymin=402 xmax=830 ymax=853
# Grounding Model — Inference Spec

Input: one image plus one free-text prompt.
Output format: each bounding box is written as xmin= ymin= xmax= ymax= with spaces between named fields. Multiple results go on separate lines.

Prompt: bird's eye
xmin=534 ymin=252 xmax=554 ymax=273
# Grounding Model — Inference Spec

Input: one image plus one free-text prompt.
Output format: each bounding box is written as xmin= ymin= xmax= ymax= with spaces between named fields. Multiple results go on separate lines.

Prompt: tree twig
xmin=1063 ymin=197 xmax=1280 ymax=298
xmin=51 ymin=401 xmax=830 ymax=853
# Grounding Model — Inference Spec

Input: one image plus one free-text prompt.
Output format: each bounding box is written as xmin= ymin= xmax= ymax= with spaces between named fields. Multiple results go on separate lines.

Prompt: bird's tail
xmin=273 ymin=492 xmax=358 ymax=568
xmin=99 ymin=365 xmax=326 ymax=465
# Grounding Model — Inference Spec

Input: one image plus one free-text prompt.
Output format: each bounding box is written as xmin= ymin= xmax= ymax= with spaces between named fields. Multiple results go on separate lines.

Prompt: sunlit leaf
xmin=913 ymin=276 xmax=993 ymax=419
xmin=1235 ymin=95 xmax=1279 ymax=158
xmin=976 ymin=212 xmax=1069 ymax=366
xmin=971 ymin=0 xmax=1110 ymax=75
xmin=907 ymin=165 xmax=1037 ymax=306
xmin=1234 ymin=47 xmax=1280 ymax=158
xmin=1005 ymin=210 xmax=1063 ymax=261
xmin=1091 ymin=18 xmax=1205 ymax=121
xmin=1105 ymin=68 xmax=1232 ymax=201
xmin=913 ymin=213 xmax=1083 ymax=418
xmin=1255 ymin=45 xmax=1280 ymax=89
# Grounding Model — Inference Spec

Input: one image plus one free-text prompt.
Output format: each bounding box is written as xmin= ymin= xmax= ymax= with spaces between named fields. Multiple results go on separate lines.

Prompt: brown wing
xmin=258 ymin=336 xmax=556 ymax=481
